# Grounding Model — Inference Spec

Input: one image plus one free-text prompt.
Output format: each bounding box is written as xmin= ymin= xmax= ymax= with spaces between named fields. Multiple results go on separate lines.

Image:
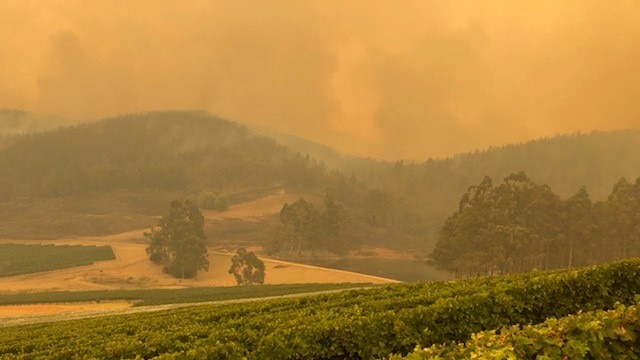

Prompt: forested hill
xmin=359 ymin=130 xmax=640 ymax=209
xmin=434 ymin=130 xmax=640 ymax=200
xmin=0 ymin=110 xmax=639 ymax=247
xmin=0 ymin=111 xmax=328 ymax=199
xmin=247 ymin=127 xmax=640 ymax=202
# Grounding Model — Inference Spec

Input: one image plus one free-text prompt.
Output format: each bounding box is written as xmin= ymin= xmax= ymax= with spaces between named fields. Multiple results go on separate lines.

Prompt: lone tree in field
xmin=228 ymin=247 xmax=265 ymax=285
xmin=145 ymin=200 xmax=209 ymax=279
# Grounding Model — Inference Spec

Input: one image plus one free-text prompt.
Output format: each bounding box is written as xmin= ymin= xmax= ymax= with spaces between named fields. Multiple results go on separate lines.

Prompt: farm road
xmin=0 ymin=287 xmax=367 ymax=328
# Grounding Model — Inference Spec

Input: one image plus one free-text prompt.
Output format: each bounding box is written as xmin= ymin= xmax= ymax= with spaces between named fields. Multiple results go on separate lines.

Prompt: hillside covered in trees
xmin=352 ymin=130 xmax=640 ymax=239
xmin=0 ymin=111 xmax=329 ymax=199
xmin=1 ymin=110 xmax=639 ymax=257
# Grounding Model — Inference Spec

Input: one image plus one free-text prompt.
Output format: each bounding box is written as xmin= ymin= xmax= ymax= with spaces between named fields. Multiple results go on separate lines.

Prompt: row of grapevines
xmin=0 ymin=243 xmax=115 ymax=277
xmin=393 ymin=299 xmax=640 ymax=359
xmin=1 ymin=259 xmax=639 ymax=359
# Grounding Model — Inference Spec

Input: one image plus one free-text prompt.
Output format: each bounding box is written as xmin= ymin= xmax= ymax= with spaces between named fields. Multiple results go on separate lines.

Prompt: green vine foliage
xmin=393 ymin=300 xmax=640 ymax=359
xmin=2 ymin=260 xmax=640 ymax=359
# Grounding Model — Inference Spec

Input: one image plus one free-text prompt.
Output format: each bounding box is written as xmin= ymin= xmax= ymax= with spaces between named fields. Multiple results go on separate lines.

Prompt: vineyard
xmin=0 ymin=243 xmax=115 ymax=277
xmin=1 ymin=259 xmax=640 ymax=359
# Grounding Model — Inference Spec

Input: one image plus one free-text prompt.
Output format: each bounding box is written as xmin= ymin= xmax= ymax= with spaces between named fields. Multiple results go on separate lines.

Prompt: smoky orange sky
xmin=1 ymin=1 xmax=640 ymax=160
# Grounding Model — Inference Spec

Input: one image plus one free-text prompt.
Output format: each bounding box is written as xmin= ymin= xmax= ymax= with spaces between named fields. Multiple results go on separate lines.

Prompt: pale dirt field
xmin=202 ymin=190 xmax=316 ymax=221
xmin=1 ymin=301 xmax=133 ymax=316
xmin=0 ymin=288 xmax=369 ymax=327
xmin=0 ymin=191 xmax=399 ymax=320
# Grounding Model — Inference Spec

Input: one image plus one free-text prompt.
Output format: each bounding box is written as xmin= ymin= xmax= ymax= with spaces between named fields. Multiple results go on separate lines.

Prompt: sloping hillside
xmin=0 ymin=110 xmax=639 ymax=254
xmin=0 ymin=111 xmax=327 ymax=199
xmin=354 ymin=130 xmax=640 ymax=240
xmin=430 ymin=130 xmax=640 ymax=200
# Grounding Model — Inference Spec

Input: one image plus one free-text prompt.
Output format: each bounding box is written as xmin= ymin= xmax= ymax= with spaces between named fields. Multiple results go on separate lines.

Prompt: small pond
xmin=326 ymin=258 xmax=450 ymax=283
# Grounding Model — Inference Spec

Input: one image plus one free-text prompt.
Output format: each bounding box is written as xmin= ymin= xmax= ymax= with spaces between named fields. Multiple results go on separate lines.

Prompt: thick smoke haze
xmin=1 ymin=1 xmax=640 ymax=159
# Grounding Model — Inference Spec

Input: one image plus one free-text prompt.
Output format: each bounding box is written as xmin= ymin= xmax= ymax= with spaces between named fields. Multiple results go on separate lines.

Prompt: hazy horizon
xmin=2 ymin=1 xmax=640 ymax=159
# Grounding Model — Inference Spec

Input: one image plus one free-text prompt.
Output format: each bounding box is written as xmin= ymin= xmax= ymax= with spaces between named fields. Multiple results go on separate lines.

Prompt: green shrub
xmin=197 ymin=191 xmax=217 ymax=210
xmin=214 ymin=194 xmax=229 ymax=211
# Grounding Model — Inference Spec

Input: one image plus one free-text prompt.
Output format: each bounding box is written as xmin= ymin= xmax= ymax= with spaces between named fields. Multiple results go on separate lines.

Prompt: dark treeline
xmin=431 ymin=171 xmax=640 ymax=277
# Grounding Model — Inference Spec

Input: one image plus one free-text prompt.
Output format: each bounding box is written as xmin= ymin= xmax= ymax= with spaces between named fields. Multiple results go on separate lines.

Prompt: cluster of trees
xmin=269 ymin=193 xmax=349 ymax=256
xmin=191 ymin=190 xmax=229 ymax=211
xmin=431 ymin=172 xmax=640 ymax=277
xmin=144 ymin=200 xmax=268 ymax=284
xmin=145 ymin=200 xmax=209 ymax=279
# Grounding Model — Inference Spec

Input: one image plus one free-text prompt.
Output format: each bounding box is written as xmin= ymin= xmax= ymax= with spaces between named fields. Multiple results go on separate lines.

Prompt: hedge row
xmin=0 ymin=243 xmax=115 ymax=277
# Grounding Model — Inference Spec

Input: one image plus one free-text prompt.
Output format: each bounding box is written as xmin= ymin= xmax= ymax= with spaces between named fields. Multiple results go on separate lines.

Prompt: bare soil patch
xmin=202 ymin=191 xmax=321 ymax=221
xmin=0 ymin=301 xmax=133 ymax=316
xmin=0 ymin=288 xmax=368 ymax=327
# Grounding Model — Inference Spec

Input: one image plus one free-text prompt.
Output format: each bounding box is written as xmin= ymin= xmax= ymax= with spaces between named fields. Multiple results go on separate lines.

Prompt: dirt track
xmin=0 ymin=288 xmax=368 ymax=328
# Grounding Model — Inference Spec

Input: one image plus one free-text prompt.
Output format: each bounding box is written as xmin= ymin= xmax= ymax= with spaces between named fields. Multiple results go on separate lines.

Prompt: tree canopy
xmin=145 ymin=200 xmax=209 ymax=278
xmin=228 ymin=247 xmax=265 ymax=285
xmin=431 ymin=172 xmax=640 ymax=278
xmin=270 ymin=192 xmax=349 ymax=256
